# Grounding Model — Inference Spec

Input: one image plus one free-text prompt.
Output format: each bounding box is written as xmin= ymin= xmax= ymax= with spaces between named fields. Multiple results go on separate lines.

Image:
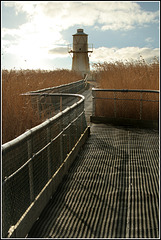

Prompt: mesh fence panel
xmin=2 ymin=141 xmax=29 ymax=181
xmin=28 ymin=94 xmax=84 ymax=119
xmin=50 ymin=119 xmax=60 ymax=139
xmin=50 ymin=136 xmax=62 ymax=174
xmin=32 ymin=149 xmax=49 ymax=198
xmin=32 ymin=127 xmax=49 ymax=154
xmin=142 ymin=92 xmax=159 ymax=120
xmin=2 ymin=164 xmax=30 ymax=237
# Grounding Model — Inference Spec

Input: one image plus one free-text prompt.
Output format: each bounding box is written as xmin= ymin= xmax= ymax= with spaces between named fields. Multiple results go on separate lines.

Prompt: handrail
xmin=2 ymin=83 xmax=88 ymax=238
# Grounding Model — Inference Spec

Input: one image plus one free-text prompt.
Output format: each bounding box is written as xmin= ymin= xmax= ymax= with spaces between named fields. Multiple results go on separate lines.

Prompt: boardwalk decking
xmin=27 ymin=123 xmax=159 ymax=238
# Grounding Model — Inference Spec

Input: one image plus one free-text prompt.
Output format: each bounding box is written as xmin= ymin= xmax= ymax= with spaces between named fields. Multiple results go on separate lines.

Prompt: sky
xmin=1 ymin=1 xmax=160 ymax=70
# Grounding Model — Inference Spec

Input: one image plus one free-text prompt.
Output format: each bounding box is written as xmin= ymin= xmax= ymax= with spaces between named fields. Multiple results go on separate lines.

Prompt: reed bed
xmin=92 ymin=58 xmax=159 ymax=121
xmin=2 ymin=69 xmax=82 ymax=144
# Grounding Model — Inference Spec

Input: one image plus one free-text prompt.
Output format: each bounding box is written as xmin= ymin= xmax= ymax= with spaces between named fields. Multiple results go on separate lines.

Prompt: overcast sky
xmin=1 ymin=1 xmax=160 ymax=70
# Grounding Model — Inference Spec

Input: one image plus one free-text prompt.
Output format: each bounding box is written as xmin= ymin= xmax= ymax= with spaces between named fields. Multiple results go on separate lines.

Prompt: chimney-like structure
xmin=68 ymin=29 xmax=93 ymax=77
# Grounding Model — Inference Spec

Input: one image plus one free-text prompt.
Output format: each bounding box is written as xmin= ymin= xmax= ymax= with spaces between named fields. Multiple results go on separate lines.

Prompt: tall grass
xmin=2 ymin=69 xmax=82 ymax=144
xmin=92 ymin=58 xmax=159 ymax=120
xmin=93 ymin=58 xmax=159 ymax=90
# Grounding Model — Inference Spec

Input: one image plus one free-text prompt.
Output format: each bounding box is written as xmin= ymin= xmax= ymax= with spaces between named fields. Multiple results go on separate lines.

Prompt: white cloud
xmin=91 ymin=47 xmax=159 ymax=63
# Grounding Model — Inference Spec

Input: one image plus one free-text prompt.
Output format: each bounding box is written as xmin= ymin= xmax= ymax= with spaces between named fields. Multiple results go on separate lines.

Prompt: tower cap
xmin=73 ymin=29 xmax=88 ymax=36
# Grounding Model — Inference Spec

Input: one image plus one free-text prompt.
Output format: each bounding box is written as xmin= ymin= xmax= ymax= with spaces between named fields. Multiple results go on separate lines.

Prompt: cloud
xmin=91 ymin=47 xmax=159 ymax=63
xmin=3 ymin=1 xmax=38 ymax=17
xmin=48 ymin=46 xmax=68 ymax=57
xmin=3 ymin=1 xmax=159 ymax=31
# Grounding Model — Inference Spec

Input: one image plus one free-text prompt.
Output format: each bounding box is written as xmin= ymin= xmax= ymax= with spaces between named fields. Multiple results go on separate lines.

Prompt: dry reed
xmin=2 ymin=69 xmax=82 ymax=144
xmin=92 ymin=58 xmax=159 ymax=90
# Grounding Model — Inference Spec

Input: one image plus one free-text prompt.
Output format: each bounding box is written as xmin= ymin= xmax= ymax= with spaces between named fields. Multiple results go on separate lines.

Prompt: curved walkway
xmin=27 ymin=123 xmax=159 ymax=238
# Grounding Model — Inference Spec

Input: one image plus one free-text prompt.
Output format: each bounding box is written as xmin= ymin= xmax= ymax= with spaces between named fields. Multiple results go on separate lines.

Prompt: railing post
xmin=140 ymin=92 xmax=143 ymax=120
xmin=92 ymin=89 xmax=95 ymax=116
xmin=27 ymin=138 xmax=34 ymax=203
xmin=47 ymin=127 xmax=51 ymax=179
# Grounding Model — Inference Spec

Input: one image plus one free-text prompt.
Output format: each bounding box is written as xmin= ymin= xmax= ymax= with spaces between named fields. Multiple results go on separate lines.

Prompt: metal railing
xmin=2 ymin=92 xmax=87 ymax=237
xmin=22 ymin=79 xmax=88 ymax=119
xmin=68 ymin=44 xmax=93 ymax=53
xmin=92 ymin=88 xmax=159 ymax=121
